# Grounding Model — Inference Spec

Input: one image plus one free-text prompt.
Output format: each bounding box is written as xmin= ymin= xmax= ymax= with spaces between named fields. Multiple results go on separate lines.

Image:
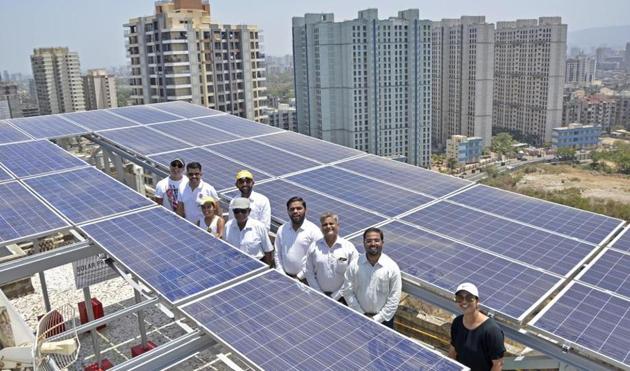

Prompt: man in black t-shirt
xmin=449 ymin=282 xmax=506 ymax=371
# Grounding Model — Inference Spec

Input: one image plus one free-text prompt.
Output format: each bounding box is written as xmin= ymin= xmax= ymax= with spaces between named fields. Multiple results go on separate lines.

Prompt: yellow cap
xmin=235 ymin=170 xmax=254 ymax=180
xmin=198 ymin=196 xmax=217 ymax=206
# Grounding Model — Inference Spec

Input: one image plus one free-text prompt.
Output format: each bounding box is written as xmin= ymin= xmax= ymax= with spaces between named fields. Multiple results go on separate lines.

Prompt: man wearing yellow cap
xmin=228 ymin=170 xmax=271 ymax=231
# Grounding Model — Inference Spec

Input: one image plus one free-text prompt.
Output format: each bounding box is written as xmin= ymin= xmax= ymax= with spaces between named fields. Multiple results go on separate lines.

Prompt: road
xmin=464 ymin=155 xmax=555 ymax=183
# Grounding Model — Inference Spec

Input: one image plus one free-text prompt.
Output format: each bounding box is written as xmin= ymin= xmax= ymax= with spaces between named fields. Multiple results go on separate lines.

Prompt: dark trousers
xmin=366 ymin=313 xmax=395 ymax=329
xmin=323 ymin=292 xmax=347 ymax=305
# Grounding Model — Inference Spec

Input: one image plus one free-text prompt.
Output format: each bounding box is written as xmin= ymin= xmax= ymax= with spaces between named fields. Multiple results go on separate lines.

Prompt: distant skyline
xmin=2 ymin=0 xmax=630 ymax=75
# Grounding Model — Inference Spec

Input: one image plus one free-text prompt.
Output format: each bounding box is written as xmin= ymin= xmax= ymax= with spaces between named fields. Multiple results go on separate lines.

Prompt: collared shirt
xmin=305 ymin=236 xmax=358 ymax=300
xmin=229 ymin=191 xmax=271 ymax=230
xmin=341 ymin=253 xmax=402 ymax=323
xmin=274 ymin=219 xmax=322 ymax=278
xmin=224 ymin=218 xmax=273 ymax=259
xmin=155 ymin=176 xmax=188 ymax=211
xmin=179 ymin=180 xmax=219 ymax=223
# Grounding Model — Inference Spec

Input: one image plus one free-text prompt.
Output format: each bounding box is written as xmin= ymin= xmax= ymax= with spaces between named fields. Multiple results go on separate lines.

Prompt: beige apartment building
xmin=31 ymin=47 xmax=85 ymax=114
xmin=83 ymin=69 xmax=118 ymax=110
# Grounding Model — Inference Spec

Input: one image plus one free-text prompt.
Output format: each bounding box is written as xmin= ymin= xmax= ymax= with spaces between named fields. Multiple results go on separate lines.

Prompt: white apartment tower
xmin=493 ymin=17 xmax=566 ymax=145
xmin=125 ymin=0 xmax=267 ymax=121
xmin=83 ymin=69 xmax=118 ymax=110
xmin=31 ymin=47 xmax=85 ymax=115
xmin=431 ymin=16 xmax=494 ymax=151
xmin=293 ymin=9 xmax=432 ymax=167
xmin=565 ymin=55 xmax=596 ymax=86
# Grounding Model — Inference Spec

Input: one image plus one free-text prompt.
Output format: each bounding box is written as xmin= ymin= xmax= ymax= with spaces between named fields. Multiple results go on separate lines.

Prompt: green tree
xmin=447 ymin=157 xmax=458 ymax=173
xmin=491 ymin=133 xmax=516 ymax=157
xmin=556 ymin=147 xmax=576 ymax=161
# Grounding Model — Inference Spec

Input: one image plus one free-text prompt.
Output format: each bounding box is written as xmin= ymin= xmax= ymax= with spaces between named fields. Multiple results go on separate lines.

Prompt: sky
xmin=1 ymin=0 xmax=630 ymax=75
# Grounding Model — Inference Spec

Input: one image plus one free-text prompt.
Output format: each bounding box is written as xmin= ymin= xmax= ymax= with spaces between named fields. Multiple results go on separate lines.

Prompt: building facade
xmin=31 ymin=47 xmax=85 ymax=114
xmin=265 ymin=103 xmax=297 ymax=131
xmin=493 ymin=18 xmax=566 ymax=146
xmin=564 ymin=93 xmax=617 ymax=133
xmin=83 ymin=69 xmax=118 ymax=110
xmin=617 ymin=91 xmax=630 ymax=130
xmin=293 ymin=9 xmax=432 ymax=167
xmin=446 ymin=135 xmax=482 ymax=164
xmin=0 ymin=82 xmax=22 ymax=119
xmin=125 ymin=0 xmax=267 ymax=121
xmin=431 ymin=16 xmax=494 ymax=151
xmin=552 ymin=123 xmax=600 ymax=149
xmin=565 ymin=55 xmax=596 ymax=86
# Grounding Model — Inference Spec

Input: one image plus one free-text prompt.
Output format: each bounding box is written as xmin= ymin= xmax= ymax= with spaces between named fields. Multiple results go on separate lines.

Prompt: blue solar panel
xmin=0 ymin=140 xmax=88 ymax=177
xmin=149 ymin=120 xmax=238 ymax=146
xmin=80 ymin=207 xmax=265 ymax=303
xmin=182 ymin=270 xmax=464 ymax=370
xmin=108 ymin=106 xmax=180 ymax=124
xmin=577 ymin=249 xmax=630 ymax=298
xmin=349 ymin=221 xmax=561 ymax=321
xmin=98 ymin=126 xmax=192 ymax=155
xmin=9 ymin=115 xmax=89 ymax=139
xmin=0 ymin=122 xmax=31 ymax=144
xmin=25 ymin=167 xmax=154 ymax=224
xmin=530 ymin=282 xmax=630 ymax=369
xmin=402 ymin=201 xmax=596 ymax=277
xmin=195 ymin=115 xmax=282 ymax=137
xmin=610 ymin=227 xmax=630 ymax=253
xmin=150 ymin=101 xmax=223 ymax=118
xmin=337 ymin=155 xmax=471 ymax=198
xmin=0 ymin=167 xmax=12 ymax=182
xmin=448 ymin=185 xmax=623 ymax=245
xmin=223 ymin=179 xmax=386 ymax=237
xmin=255 ymin=132 xmax=364 ymax=164
xmin=0 ymin=181 xmax=69 ymax=243
xmin=207 ymin=140 xmax=319 ymax=176
xmin=63 ymin=110 xmax=139 ymax=131
xmin=150 ymin=147 xmax=270 ymax=191
xmin=287 ymin=166 xmax=434 ymax=217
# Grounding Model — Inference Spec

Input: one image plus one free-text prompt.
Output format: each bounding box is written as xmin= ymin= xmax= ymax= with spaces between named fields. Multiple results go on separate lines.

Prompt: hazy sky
xmin=1 ymin=0 xmax=630 ymax=74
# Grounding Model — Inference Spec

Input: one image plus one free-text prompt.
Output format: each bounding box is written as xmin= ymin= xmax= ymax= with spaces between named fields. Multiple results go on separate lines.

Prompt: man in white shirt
xmin=154 ymin=158 xmax=188 ymax=211
xmin=228 ymin=170 xmax=271 ymax=230
xmin=341 ymin=227 xmax=402 ymax=328
xmin=305 ymin=212 xmax=358 ymax=303
xmin=274 ymin=197 xmax=322 ymax=281
xmin=176 ymin=162 xmax=219 ymax=224
xmin=224 ymin=197 xmax=274 ymax=266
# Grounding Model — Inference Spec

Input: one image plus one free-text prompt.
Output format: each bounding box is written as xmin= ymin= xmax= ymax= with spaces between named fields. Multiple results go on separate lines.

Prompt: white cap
xmin=455 ymin=282 xmax=479 ymax=298
xmin=231 ymin=197 xmax=250 ymax=210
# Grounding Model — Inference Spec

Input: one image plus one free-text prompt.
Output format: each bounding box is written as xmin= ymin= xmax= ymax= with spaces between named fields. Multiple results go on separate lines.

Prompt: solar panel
xmin=448 ymin=185 xmax=623 ymax=245
xmin=349 ymin=221 xmax=562 ymax=322
xmin=80 ymin=207 xmax=266 ymax=303
xmin=25 ymin=167 xmax=154 ymax=224
xmin=182 ymin=270 xmax=464 ymax=370
xmin=254 ymin=131 xmax=364 ymax=164
xmin=0 ymin=181 xmax=69 ymax=244
xmin=0 ymin=140 xmax=88 ymax=177
xmin=337 ymin=155 xmax=471 ymax=198
xmin=530 ymin=282 xmax=630 ymax=369
xmin=286 ymin=166 xmax=434 ymax=217
xmin=98 ymin=126 xmax=192 ymax=155
xmin=150 ymin=101 xmax=223 ymax=118
xmin=108 ymin=105 xmax=180 ymax=124
xmin=0 ymin=167 xmax=12 ymax=182
xmin=195 ymin=115 xmax=282 ymax=137
xmin=149 ymin=120 xmax=238 ymax=146
xmin=8 ymin=115 xmax=89 ymax=139
xmin=402 ymin=201 xmax=596 ymax=277
xmin=63 ymin=110 xmax=139 ymax=131
xmin=207 ymin=140 xmax=320 ymax=176
xmin=149 ymin=147 xmax=270 ymax=192
xmin=610 ymin=227 xmax=630 ymax=253
xmin=223 ymin=179 xmax=386 ymax=237
xmin=0 ymin=122 xmax=31 ymax=144
xmin=576 ymin=249 xmax=630 ymax=299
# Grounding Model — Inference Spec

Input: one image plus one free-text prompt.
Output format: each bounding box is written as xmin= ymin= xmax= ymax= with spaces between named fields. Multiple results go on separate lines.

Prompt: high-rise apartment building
xmin=293 ymin=9 xmax=432 ymax=167
xmin=31 ymin=47 xmax=85 ymax=114
xmin=624 ymin=42 xmax=630 ymax=72
xmin=125 ymin=0 xmax=267 ymax=121
xmin=83 ymin=69 xmax=118 ymax=110
xmin=493 ymin=18 xmax=566 ymax=146
xmin=0 ymin=82 xmax=23 ymax=119
xmin=565 ymin=55 xmax=596 ymax=86
xmin=264 ymin=103 xmax=297 ymax=131
xmin=431 ymin=16 xmax=494 ymax=151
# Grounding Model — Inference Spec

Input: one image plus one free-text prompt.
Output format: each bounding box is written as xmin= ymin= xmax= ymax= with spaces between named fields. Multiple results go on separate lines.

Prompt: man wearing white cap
xmin=224 ymin=197 xmax=274 ymax=266
xmin=449 ymin=282 xmax=506 ymax=371
xmin=154 ymin=158 xmax=188 ymax=211
xmin=228 ymin=170 xmax=271 ymax=230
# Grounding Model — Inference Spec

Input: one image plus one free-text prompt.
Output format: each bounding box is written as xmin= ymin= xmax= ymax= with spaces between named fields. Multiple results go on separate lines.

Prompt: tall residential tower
xmin=83 ymin=69 xmax=118 ymax=110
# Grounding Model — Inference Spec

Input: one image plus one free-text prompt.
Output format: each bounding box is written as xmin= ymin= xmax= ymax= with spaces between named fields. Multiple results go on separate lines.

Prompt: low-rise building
xmin=264 ymin=103 xmax=297 ymax=131
xmin=552 ymin=123 xmax=600 ymax=149
xmin=446 ymin=135 xmax=483 ymax=164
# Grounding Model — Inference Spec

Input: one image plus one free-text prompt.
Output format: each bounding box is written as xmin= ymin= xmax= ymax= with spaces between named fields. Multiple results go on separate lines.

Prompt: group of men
xmin=154 ymin=157 xmax=505 ymax=370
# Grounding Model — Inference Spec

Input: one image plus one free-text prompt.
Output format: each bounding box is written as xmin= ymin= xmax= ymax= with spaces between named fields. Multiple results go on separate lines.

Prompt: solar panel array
xmin=0 ymin=122 xmax=31 ymax=144
xmin=576 ymin=249 xmax=630 ymax=299
xmin=183 ymin=270 xmax=464 ymax=370
xmin=149 ymin=120 xmax=238 ymax=146
xmin=254 ymin=131 xmax=364 ymax=163
xmin=108 ymin=105 xmax=181 ymax=124
xmin=97 ymin=126 xmax=192 ymax=156
xmin=151 ymin=101 xmax=223 ymax=118
xmin=63 ymin=110 xmax=138 ymax=131
xmin=195 ymin=115 xmax=282 ymax=137
xmin=8 ymin=115 xmax=89 ymax=139
xmin=0 ymin=140 xmax=88 ymax=178
xmin=609 ymin=226 xmax=630 ymax=253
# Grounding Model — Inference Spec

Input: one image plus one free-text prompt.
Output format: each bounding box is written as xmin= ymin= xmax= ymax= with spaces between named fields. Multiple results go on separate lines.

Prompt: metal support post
xmin=112 ymin=152 xmax=126 ymax=184
xmin=83 ymin=286 xmax=103 ymax=367
xmin=38 ymin=271 xmax=51 ymax=312
xmin=134 ymin=278 xmax=149 ymax=347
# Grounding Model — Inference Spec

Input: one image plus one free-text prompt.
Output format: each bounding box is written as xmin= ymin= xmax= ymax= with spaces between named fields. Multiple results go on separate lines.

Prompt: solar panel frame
xmin=107 ymin=105 xmax=181 ymax=124
xmin=402 ymin=201 xmax=598 ymax=277
xmin=97 ymin=126 xmax=192 ymax=156
xmin=194 ymin=115 xmax=282 ymax=137
xmin=574 ymin=248 xmax=630 ymax=299
xmin=8 ymin=115 xmax=89 ymax=139
xmin=529 ymin=281 xmax=630 ymax=369
xmin=149 ymin=101 xmax=224 ymax=118
xmin=79 ymin=207 xmax=268 ymax=304
xmin=447 ymin=184 xmax=624 ymax=245
xmin=0 ymin=165 xmax=14 ymax=183
xmin=181 ymin=269 xmax=466 ymax=371
xmin=0 ymin=122 xmax=32 ymax=144
xmin=62 ymin=110 xmax=140 ymax=131
xmin=0 ymin=181 xmax=71 ymax=245
xmin=148 ymin=120 xmax=239 ymax=146
xmin=24 ymin=167 xmax=155 ymax=225
xmin=0 ymin=140 xmax=89 ymax=178
xmin=609 ymin=226 xmax=630 ymax=253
